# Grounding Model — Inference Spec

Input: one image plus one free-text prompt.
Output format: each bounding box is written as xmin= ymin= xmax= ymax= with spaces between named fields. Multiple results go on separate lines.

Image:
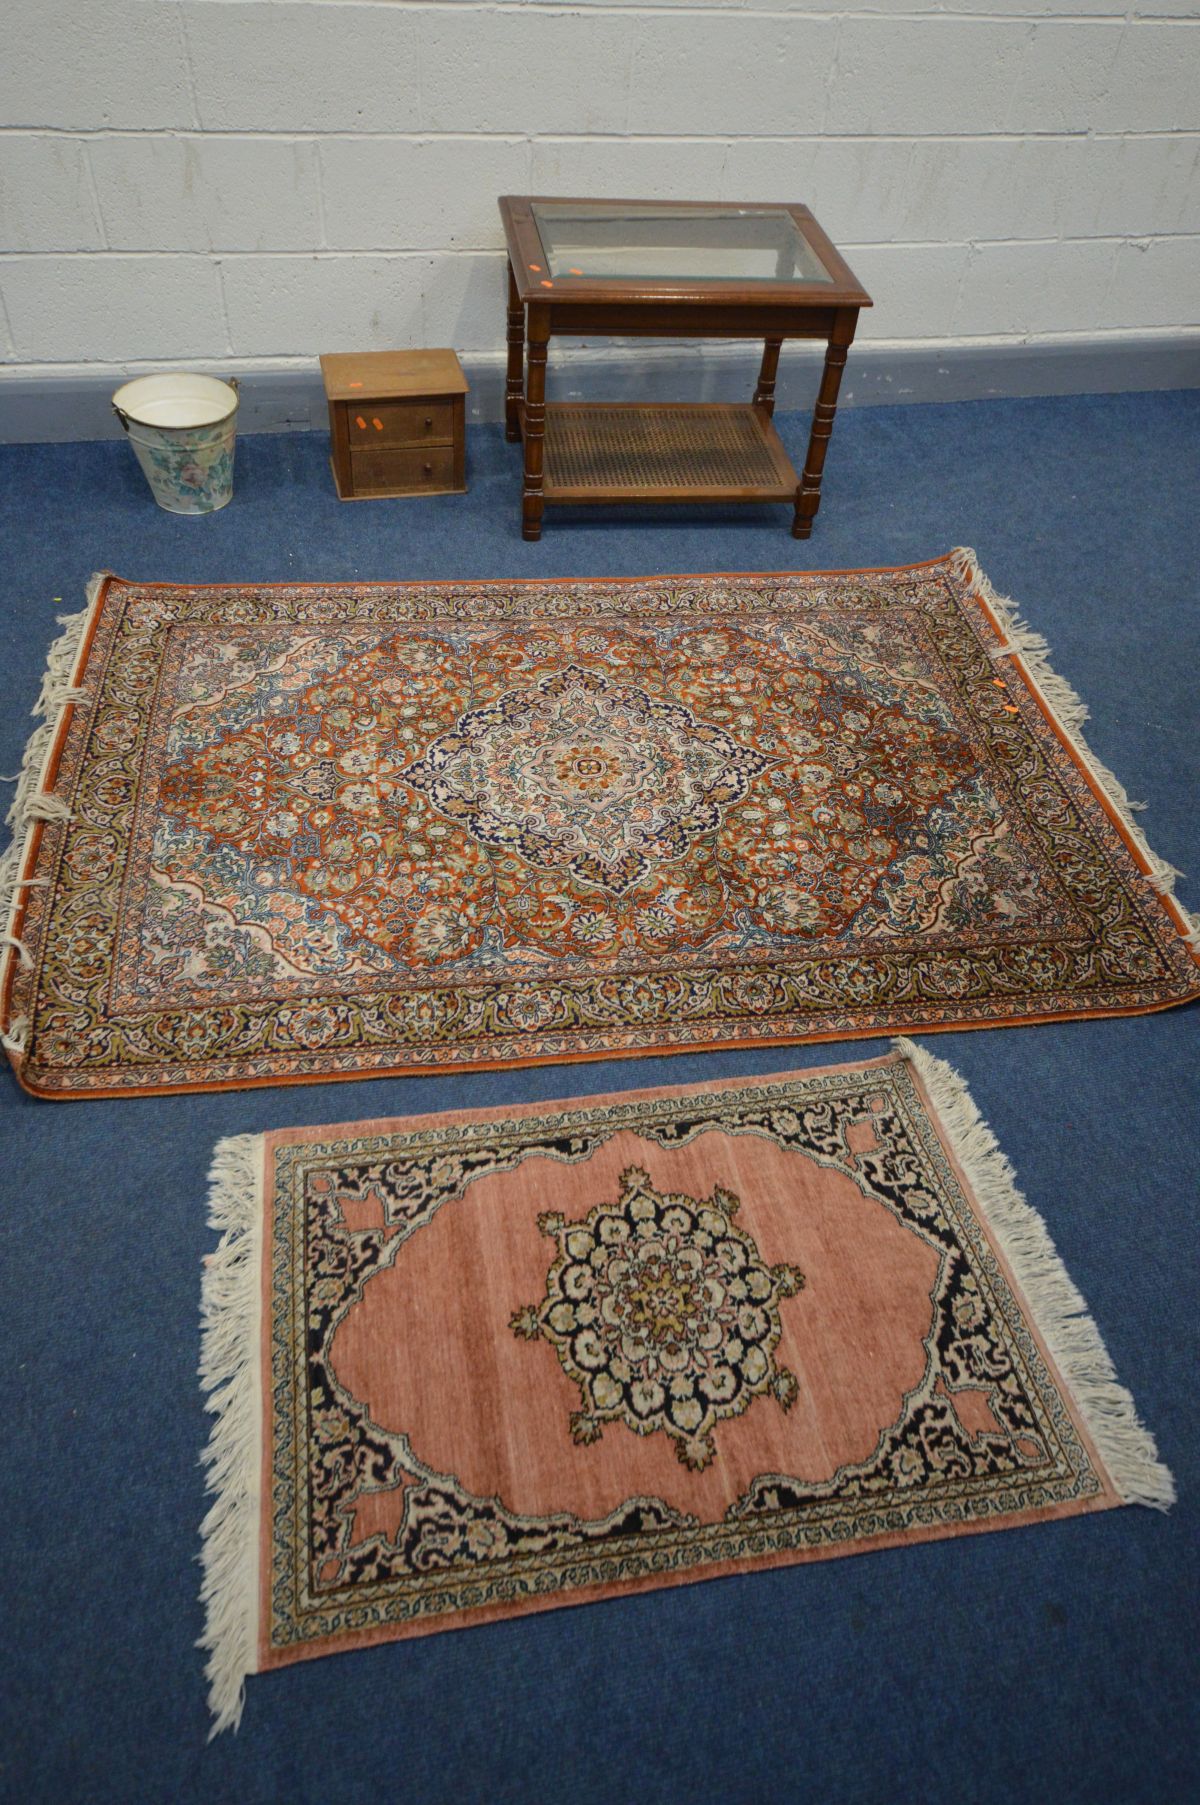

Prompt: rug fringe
xmin=0 ymin=574 xmax=107 ymax=1041
xmin=950 ymin=548 xmax=1199 ymax=949
xmin=199 ymin=1132 xmax=266 ymax=1738
xmin=894 ymin=1037 xmax=1175 ymax=1512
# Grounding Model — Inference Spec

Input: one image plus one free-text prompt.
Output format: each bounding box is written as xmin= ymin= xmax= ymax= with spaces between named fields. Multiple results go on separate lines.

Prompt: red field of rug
xmin=3 ymin=554 xmax=1196 ymax=1094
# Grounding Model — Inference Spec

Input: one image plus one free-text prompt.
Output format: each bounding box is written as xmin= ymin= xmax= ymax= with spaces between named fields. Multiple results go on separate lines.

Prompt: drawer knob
xmin=423 ymin=462 xmax=432 ymax=475
xmin=424 ymin=416 xmax=433 ymax=429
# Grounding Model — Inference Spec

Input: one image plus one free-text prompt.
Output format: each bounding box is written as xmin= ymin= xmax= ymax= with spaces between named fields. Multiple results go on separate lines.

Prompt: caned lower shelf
xmin=528 ymin=402 xmax=798 ymax=504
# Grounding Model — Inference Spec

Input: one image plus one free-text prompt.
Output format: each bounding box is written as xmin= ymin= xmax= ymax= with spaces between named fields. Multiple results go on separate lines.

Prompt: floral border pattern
xmin=5 ymin=562 xmax=1197 ymax=1094
xmin=261 ymin=1060 xmax=1105 ymax=1658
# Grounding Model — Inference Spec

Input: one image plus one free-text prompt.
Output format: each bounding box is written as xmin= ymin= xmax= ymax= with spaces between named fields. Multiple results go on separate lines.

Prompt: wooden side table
xmin=320 ymin=348 xmax=468 ymax=501
xmin=499 ymin=198 xmax=872 ymax=541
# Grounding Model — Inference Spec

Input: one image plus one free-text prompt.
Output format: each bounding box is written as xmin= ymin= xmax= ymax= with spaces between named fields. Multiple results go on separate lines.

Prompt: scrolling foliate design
xmin=512 ymin=1168 xmax=803 ymax=1469
xmin=264 ymin=1063 xmax=1099 ymax=1654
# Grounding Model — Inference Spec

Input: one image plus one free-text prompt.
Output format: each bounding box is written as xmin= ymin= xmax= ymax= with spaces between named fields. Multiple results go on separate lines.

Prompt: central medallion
xmin=402 ymin=664 xmax=767 ymax=894
xmin=511 ymin=1167 xmax=805 ymax=1470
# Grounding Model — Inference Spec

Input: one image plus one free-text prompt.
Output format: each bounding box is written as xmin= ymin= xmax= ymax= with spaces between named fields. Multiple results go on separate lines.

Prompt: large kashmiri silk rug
xmin=199 ymin=1044 xmax=1172 ymax=1732
xmin=3 ymin=554 xmax=1197 ymax=1095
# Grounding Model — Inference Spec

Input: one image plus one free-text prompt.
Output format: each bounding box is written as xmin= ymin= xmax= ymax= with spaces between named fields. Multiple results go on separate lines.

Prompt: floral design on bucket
xmin=142 ymin=436 xmax=235 ymax=513
xmin=112 ymin=372 xmax=238 ymax=515
xmin=511 ymin=1167 xmax=805 ymax=1469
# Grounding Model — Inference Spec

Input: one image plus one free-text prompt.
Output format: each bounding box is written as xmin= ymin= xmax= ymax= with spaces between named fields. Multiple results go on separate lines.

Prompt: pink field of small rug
xmin=3 ymin=553 xmax=1198 ymax=1096
xmin=199 ymin=1041 xmax=1173 ymax=1733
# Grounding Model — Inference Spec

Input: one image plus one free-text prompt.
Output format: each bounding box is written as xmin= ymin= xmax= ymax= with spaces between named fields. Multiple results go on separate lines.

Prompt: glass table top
xmin=530 ymin=203 xmax=833 ymax=285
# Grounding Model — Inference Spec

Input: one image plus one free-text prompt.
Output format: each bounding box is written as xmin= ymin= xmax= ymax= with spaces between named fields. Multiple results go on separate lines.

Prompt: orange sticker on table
xmin=373 ymin=417 xmax=383 ymax=431
xmin=355 ymin=416 xmax=366 ymax=429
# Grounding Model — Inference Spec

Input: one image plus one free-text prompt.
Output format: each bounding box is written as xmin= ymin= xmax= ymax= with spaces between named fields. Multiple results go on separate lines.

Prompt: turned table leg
xmin=794 ymin=307 xmax=858 ymax=540
xmin=522 ymin=307 xmax=549 ymax=542
xmin=753 ymin=337 xmax=783 ymax=416
xmin=505 ymin=261 xmax=524 ymax=444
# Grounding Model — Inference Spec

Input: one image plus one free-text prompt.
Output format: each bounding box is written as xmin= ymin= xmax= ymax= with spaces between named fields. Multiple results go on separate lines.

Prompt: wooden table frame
xmin=499 ymin=196 xmax=872 ymax=542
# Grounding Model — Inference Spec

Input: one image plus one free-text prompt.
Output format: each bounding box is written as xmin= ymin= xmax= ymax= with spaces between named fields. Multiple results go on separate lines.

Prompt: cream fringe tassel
xmin=0 ymin=574 xmax=107 ymax=1029
xmin=894 ymin=1037 xmax=1175 ymax=1513
xmin=951 ymin=547 xmax=1198 ymax=948
xmin=199 ymin=1132 xmax=266 ymax=1738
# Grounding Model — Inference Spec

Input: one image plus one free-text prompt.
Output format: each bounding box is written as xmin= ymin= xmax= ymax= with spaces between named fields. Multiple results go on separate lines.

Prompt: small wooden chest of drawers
xmin=320 ymin=348 xmax=468 ymax=500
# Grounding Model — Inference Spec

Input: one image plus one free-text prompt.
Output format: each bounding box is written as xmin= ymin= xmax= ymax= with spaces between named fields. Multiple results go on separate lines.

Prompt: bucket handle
xmin=112 ymin=375 xmax=239 ymax=432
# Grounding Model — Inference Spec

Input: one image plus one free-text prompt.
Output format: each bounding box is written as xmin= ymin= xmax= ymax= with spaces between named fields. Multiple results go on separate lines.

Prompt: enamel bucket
xmin=112 ymin=373 xmax=239 ymax=514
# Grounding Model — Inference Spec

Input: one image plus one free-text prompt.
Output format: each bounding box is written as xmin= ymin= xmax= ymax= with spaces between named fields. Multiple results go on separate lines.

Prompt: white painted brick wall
xmin=1 ymin=0 xmax=1197 ymax=391
xmin=89 ymin=136 xmax=324 ymax=251
xmin=628 ymin=16 xmax=838 ymax=136
xmin=320 ymin=138 xmax=530 ymax=250
xmin=0 ymin=139 xmax=104 ymax=252
xmin=419 ymin=10 xmax=631 ymax=135
xmin=2 ymin=254 xmax=228 ymax=362
xmin=0 ymin=1 xmax=193 ymax=132
xmin=184 ymin=3 xmax=423 ymax=133
xmin=220 ymin=252 xmax=430 ymax=355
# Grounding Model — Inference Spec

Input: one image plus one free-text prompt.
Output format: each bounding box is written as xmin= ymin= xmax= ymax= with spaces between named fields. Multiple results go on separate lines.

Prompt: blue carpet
xmin=1 ymin=393 xmax=1197 ymax=1805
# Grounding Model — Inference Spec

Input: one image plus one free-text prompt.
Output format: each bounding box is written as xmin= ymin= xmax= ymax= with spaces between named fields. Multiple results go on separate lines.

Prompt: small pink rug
xmin=199 ymin=1040 xmax=1172 ymax=1732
